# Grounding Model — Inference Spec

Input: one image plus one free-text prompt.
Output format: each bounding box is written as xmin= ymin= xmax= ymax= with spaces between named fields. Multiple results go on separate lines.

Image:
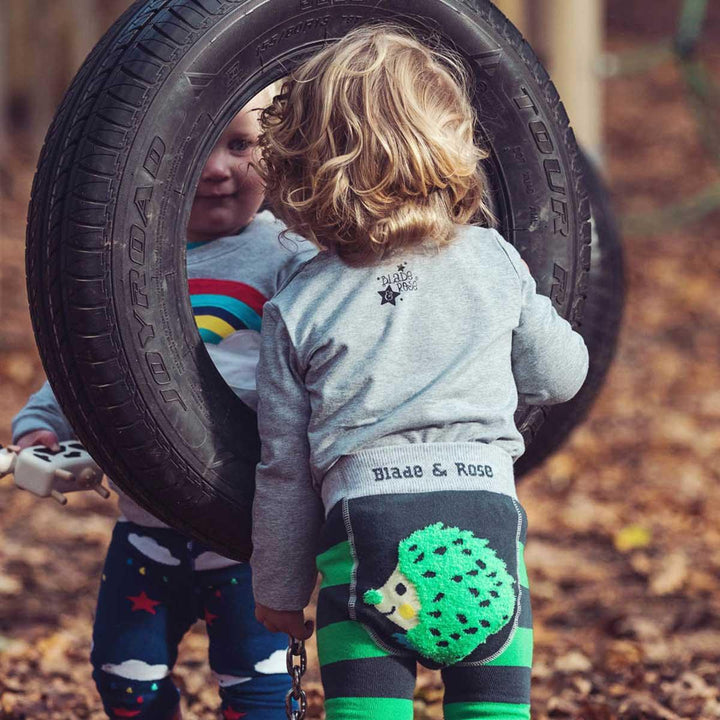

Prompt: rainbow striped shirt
xmin=187 ymin=211 xmax=315 ymax=344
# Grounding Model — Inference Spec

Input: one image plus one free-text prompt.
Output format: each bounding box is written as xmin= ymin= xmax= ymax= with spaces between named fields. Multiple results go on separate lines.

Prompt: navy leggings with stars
xmin=90 ymin=520 xmax=288 ymax=719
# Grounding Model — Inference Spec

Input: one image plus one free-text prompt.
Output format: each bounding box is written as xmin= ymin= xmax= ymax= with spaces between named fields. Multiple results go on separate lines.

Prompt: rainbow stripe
xmin=188 ymin=278 xmax=267 ymax=344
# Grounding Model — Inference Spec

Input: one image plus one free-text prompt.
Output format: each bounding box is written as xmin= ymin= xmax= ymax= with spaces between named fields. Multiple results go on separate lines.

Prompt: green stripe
xmin=317 ymin=540 xmax=353 ymax=589
xmin=518 ymin=541 xmax=529 ymax=588
xmin=317 ymin=621 xmax=390 ymax=665
xmin=484 ymin=627 xmax=533 ymax=668
xmin=324 ymin=696 xmax=413 ymax=720
xmin=444 ymin=701 xmax=530 ymax=719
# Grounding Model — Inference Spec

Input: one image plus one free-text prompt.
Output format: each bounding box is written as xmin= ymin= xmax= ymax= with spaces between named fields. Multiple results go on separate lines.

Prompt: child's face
xmin=187 ymin=105 xmax=265 ymax=242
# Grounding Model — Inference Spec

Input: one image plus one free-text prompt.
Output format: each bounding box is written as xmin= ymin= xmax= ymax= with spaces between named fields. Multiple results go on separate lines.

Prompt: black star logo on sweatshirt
xmin=378 ymin=285 xmax=401 ymax=306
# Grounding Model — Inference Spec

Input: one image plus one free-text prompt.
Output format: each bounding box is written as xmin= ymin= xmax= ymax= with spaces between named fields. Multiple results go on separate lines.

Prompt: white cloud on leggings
xmin=254 ymin=649 xmax=286 ymax=674
xmin=214 ymin=673 xmax=252 ymax=687
xmin=193 ymin=551 xmax=241 ymax=572
xmin=102 ymin=659 xmax=169 ymax=680
xmin=127 ymin=533 xmax=181 ymax=566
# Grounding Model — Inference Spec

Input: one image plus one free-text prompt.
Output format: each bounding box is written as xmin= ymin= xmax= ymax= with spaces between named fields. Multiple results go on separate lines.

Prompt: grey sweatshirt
xmin=251 ymin=225 xmax=589 ymax=609
xmin=13 ymin=210 xmax=315 ymax=532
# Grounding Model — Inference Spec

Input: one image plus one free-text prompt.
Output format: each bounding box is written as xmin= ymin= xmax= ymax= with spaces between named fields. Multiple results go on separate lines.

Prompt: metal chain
xmin=285 ymin=636 xmax=308 ymax=720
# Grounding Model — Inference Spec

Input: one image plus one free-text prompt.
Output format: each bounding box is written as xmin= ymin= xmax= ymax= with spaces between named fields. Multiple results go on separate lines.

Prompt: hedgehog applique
xmin=362 ymin=522 xmax=517 ymax=664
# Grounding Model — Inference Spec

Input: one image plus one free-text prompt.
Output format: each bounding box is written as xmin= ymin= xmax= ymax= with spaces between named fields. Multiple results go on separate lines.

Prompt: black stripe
xmin=517 ymin=588 xmax=533 ymax=629
xmin=442 ymin=664 xmax=531 ymax=705
xmin=321 ymin=655 xmax=417 ymax=700
xmin=317 ymin=502 xmax=348 ymax=553
xmin=316 ymin=584 xmax=351 ymax=630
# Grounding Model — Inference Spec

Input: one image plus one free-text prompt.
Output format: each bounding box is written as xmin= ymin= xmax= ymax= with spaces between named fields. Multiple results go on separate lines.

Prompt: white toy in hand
xmin=0 ymin=442 xmax=110 ymax=505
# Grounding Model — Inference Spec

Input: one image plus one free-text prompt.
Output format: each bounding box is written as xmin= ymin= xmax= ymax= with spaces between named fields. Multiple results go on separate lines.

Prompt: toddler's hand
xmin=16 ymin=430 xmax=60 ymax=452
xmin=255 ymin=603 xmax=314 ymax=640
xmin=11 ymin=432 xmax=108 ymax=500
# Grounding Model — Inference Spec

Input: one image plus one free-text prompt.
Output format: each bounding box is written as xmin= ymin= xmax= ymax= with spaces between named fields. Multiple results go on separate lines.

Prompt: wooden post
xmin=0 ymin=1 xmax=8 ymax=159
xmin=538 ymin=0 xmax=605 ymax=161
xmin=99 ymin=0 xmax=135 ymax=32
xmin=67 ymin=0 xmax=103 ymax=71
xmin=31 ymin=0 xmax=68 ymax=152
xmin=493 ymin=0 xmax=530 ymax=37
xmin=2 ymin=0 xmax=107 ymax=153
xmin=4 ymin=0 xmax=37 ymax=146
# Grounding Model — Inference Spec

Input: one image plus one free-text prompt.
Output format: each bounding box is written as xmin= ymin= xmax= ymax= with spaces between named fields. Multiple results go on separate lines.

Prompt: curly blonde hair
xmin=254 ymin=23 xmax=492 ymax=264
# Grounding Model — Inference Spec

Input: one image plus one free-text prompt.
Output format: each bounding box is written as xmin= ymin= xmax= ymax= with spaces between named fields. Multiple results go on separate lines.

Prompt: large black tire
xmin=27 ymin=0 xmax=590 ymax=560
xmin=515 ymin=152 xmax=625 ymax=477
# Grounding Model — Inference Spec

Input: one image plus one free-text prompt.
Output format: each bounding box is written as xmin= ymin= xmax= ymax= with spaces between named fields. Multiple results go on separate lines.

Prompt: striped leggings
xmin=315 ymin=491 xmax=533 ymax=719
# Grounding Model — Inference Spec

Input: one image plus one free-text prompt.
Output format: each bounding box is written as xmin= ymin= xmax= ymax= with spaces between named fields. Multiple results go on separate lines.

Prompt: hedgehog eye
xmin=395 ymin=583 xmax=407 ymax=596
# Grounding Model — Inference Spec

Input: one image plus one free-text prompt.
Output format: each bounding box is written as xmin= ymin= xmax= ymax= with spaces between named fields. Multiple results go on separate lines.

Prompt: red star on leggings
xmin=222 ymin=708 xmax=247 ymax=719
xmin=126 ymin=591 xmax=161 ymax=614
xmin=204 ymin=608 xmax=218 ymax=626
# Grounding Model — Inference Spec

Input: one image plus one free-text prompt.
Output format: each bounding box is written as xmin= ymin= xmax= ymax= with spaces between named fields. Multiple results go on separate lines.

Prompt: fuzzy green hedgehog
xmin=363 ymin=522 xmax=516 ymax=665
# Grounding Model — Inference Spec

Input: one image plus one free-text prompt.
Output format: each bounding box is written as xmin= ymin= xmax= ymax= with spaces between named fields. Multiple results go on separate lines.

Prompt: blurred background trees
xmin=0 ymin=0 xmax=606 ymax=160
xmin=0 ymin=0 xmax=129 ymax=154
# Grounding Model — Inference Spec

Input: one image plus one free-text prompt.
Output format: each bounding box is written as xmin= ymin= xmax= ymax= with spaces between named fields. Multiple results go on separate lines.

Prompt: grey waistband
xmin=321 ymin=442 xmax=516 ymax=514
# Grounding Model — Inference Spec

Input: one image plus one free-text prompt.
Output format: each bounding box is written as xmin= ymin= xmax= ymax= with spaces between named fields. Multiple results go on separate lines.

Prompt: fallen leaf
xmin=555 ymin=651 xmax=593 ymax=673
xmin=618 ymin=692 xmax=684 ymax=720
xmin=614 ymin=525 xmax=652 ymax=552
xmin=605 ymin=640 xmax=643 ymax=671
xmin=0 ymin=573 xmax=22 ymax=595
xmin=650 ymin=552 xmax=688 ymax=595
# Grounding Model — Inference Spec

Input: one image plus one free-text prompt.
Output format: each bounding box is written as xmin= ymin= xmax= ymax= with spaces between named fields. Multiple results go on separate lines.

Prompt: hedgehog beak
xmin=398 ymin=603 xmax=416 ymax=620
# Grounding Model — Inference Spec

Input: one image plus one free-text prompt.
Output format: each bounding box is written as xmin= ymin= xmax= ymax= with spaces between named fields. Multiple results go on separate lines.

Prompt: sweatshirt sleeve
xmin=496 ymin=232 xmax=589 ymax=406
xmin=11 ymin=381 xmax=76 ymax=443
xmin=275 ymin=245 xmax=317 ymax=291
xmin=251 ymin=302 xmax=325 ymax=611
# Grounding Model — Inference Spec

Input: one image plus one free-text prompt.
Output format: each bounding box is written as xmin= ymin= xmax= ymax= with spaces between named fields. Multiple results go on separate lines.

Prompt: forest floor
xmin=1 ymin=2 xmax=720 ymax=719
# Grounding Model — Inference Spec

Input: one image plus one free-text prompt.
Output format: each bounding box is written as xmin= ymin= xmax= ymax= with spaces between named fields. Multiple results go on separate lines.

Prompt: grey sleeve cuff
xmin=11 ymin=381 xmax=76 ymax=443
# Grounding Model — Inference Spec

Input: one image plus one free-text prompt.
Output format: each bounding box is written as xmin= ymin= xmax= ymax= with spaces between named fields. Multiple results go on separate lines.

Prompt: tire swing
xmin=516 ymin=150 xmax=625 ymax=477
xmin=27 ymin=0 xmax=591 ymax=560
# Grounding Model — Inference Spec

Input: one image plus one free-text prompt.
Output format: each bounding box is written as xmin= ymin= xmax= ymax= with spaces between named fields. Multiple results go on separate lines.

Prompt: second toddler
xmin=13 ymin=85 xmax=314 ymax=720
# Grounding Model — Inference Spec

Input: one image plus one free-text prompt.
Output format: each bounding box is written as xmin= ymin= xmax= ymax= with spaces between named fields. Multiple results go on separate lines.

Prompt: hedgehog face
xmin=363 ymin=565 xmax=420 ymax=631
